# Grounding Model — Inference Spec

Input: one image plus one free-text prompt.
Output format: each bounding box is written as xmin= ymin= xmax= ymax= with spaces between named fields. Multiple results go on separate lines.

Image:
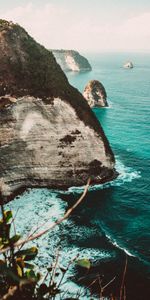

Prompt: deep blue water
xmin=5 ymin=53 xmax=150 ymax=299
xmin=67 ymin=52 xmax=150 ymax=263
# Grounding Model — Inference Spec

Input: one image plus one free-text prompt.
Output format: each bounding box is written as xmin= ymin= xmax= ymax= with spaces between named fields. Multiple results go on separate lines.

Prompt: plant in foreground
xmin=0 ymin=179 xmax=126 ymax=300
xmin=0 ymin=180 xmax=92 ymax=299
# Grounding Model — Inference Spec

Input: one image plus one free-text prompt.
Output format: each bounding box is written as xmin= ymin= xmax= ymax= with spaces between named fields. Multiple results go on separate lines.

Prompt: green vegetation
xmin=0 ymin=20 xmax=115 ymax=151
xmin=0 ymin=184 xmax=93 ymax=300
xmin=0 ymin=207 xmax=40 ymax=299
xmin=0 ymin=186 xmax=128 ymax=300
xmin=0 ymin=19 xmax=11 ymax=29
xmin=0 ymin=206 xmax=83 ymax=300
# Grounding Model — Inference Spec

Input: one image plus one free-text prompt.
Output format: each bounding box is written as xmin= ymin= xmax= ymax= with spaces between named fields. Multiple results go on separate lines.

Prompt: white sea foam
xmin=5 ymin=189 xmax=113 ymax=263
xmin=5 ymin=188 xmax=114 ymax=299
xmin=105 ymin=233 xmax=135 ymax=257
xmin=106 ymin=99 xmax=113 ymax=108
xmin=68 ymin=157 xmax=141 ymax=194
xmin=115 ymin=157 xmax=141 ymax=182
xmin=3 ymin=158 xmax=141 ymax=298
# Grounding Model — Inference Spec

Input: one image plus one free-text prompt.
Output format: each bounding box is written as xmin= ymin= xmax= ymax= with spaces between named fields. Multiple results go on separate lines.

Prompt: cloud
xmin=122 ymin=13 xmax=150 ymax=37
xmin=0 ymin=2 xmax=150 ymax=51
xmin=114 ymin=13 xmax=150 ymax=50
xmin=0 ymin=2 xmax=71 ymax=48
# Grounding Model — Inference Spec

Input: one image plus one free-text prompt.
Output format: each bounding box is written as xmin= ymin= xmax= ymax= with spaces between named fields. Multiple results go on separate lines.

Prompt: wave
xmin=97 ymin=221 xmax=136 ymax=258
xmin=107 ymin=99 xmax=113 ymax=108
xmin=114 ymin=156 xmax=141 ymax=182
xmin=61 ymin=245 xmax=113 ymax=262
xmin=93 ymin=100 xmax=113 ymax=109
xmin=104 ymin=233 xmax=135 ymax=257
xmin=102 ymin=229 xmax=150 ymax=268
xmin=68 ymin=157 xmax=141 ymax=194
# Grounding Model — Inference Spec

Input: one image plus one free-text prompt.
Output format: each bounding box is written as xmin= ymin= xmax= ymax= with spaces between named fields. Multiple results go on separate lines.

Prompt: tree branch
xmin=0 ymin=178 xmax=90 ymax=254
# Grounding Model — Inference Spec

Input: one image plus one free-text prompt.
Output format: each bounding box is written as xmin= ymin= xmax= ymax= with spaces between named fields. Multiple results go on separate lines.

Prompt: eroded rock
xmin=83 ymin=80 xmax=108 ymax=108
xmin=0 ymin=20 xmax=116 ymax=200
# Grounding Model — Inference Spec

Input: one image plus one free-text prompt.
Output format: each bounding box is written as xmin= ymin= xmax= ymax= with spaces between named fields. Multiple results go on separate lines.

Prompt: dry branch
xmin=120 ymin=256 xmax=128 ymax=300
xmin=0 ymin=178 xmax=90 ymax=254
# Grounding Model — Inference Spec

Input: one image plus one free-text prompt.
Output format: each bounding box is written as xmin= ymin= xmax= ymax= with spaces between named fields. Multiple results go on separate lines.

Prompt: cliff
xmin=0 ymin=20 xmax=116 ymax=200
xmin=83 ymin=80 xmax=108 ymax=107
xmin=51 ymin=49 xmax=92 ymax=72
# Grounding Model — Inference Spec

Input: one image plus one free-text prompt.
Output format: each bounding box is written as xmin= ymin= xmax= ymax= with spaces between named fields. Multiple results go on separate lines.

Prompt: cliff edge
xmin=0 ymin=20 xmax=116 ymax=200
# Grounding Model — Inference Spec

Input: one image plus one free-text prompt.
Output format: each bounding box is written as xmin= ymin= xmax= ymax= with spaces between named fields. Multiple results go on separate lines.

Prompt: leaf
xmin=16 ymin=264 xmax=23 ymax=277
xmin=25 ymin=269 xmax=40 ymax=282
xmin=76 ymin=258 xmax=91 ymax=269
xmin=10 ymin=235 xmax=21 ymax=244
xmin=25 ymin=269 xmax=36 ymax=279
xmin=0 ymin=223 xmax=11 ymax=241
xmin=15 ymin=247 xmax=38 ymax=260
xmin=36 ymin=272 xmax=41 ymax=281
xmin=60 ymin=267 xmax=66 ymax=273
xmin=24 ymin=262 xmax=35 ymax=270
xmin=16 ymin=257 xmax=25 ymax=268
xmin=4 ymin=210 xmax=13 ymax=223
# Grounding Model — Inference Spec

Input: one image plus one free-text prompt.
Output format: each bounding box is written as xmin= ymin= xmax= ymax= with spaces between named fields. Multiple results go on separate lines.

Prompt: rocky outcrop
xmin=51 ymin=50 xmax=92 ymax=72
xmin=0 ymin=20 xmax=116 ymax=200
xmin=83 ymin=80 xmax=108 ymax=108
xmin=123 ymin=61 xmax=134 ymax=69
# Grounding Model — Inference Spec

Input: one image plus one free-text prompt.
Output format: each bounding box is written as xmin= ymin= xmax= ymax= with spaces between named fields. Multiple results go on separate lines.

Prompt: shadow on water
xmin=61 ymin=186 xmax=150 ymax=299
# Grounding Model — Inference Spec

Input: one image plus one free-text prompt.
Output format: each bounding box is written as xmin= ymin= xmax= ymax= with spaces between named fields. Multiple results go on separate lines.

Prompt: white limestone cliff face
xmin=65 ymin=55 xmax=80 ymax=71
xmin=52 ymin=50 xmax=92 ymax=72
xmin=0 ymin=96 xmax=115 ymax=198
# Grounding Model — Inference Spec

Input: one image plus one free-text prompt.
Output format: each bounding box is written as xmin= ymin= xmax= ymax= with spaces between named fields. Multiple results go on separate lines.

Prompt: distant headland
xmin=51 ymin=49 xmax=92 ymax=72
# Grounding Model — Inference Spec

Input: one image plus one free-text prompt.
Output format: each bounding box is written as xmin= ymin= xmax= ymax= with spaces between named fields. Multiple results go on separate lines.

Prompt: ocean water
xmin=67 ymin=52 xmax=150 ymax=260
xmin=5 ymin=53 xmax=150 ymax=299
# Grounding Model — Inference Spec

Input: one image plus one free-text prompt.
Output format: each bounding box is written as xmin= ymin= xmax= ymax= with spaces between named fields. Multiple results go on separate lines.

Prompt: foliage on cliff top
xmin=0 ymin=19 xmax=12 ymax=29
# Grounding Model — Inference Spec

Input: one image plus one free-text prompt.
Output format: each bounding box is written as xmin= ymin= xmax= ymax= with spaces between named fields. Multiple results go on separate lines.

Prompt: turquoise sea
xmin=6 ymin=53 xmax=150 ymax=299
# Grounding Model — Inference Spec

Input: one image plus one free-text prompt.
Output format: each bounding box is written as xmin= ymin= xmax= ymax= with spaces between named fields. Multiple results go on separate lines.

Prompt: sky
xmin=0 ymin=0 xmax=150 ymax=52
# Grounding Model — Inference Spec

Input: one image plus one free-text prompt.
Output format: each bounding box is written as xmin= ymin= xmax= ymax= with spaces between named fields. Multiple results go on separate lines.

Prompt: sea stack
xmin=52 ymin=49 xmax=92 ymax=72
xmin=83 ymin=80 xmax=108 ymax=108
xmin=0 ymin=20 xmax=116 ymax=200
xmin=123 ymin=61 xmax=134 ymax=69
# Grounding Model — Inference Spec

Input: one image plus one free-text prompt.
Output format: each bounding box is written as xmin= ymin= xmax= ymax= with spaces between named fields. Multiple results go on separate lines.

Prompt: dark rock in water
xmin=51 ymin=49 xmax=92 ymax=72
xmin=83 ymin=80 xmax=108 ymax=108
xmin=0 ymin=19 xmax=117 ymax=200
xmin=123 ymin=61 xmax=134 ymax=69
